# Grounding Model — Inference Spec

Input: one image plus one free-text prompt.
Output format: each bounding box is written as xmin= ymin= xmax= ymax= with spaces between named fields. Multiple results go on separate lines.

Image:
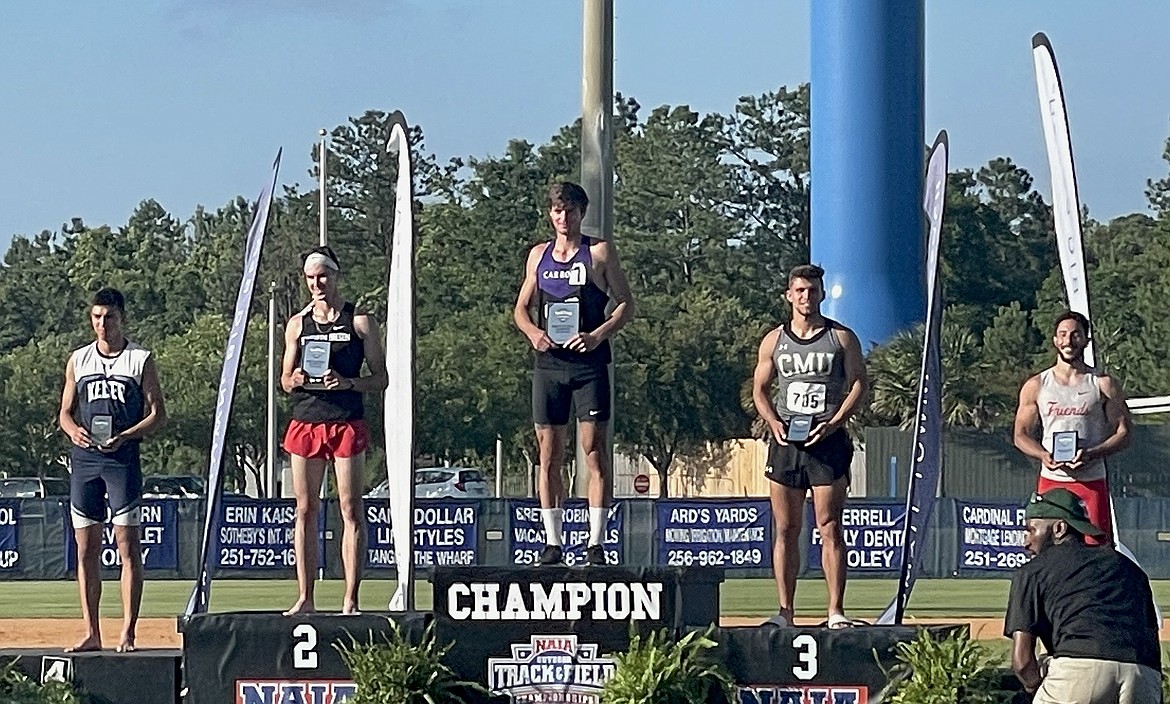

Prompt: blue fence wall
xmin=3 ymin=496 xmax=1167 ymax=581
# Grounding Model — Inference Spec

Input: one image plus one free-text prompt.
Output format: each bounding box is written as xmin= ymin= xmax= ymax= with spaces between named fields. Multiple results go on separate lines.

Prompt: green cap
xmin=1024 ymin=488 xmax=1105 ymax=538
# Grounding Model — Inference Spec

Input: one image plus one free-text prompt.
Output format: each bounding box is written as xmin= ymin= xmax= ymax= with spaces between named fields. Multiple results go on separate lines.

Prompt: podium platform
xmin=718 ymin=623 xmax=968 ymax=703
xmin=432 ymin=565 xmax=725 ymax=702
xmin=179 ymin=610 xmax=429 ymax=704
xmin=0 ymin=647 xmax=181 ymax=704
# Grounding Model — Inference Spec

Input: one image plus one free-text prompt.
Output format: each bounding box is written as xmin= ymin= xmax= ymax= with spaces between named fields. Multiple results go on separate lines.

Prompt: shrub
xmin=601 ymin=626 xmax=735 ymax=704
xmin=336 ymin=621 xmax=486 ymax=704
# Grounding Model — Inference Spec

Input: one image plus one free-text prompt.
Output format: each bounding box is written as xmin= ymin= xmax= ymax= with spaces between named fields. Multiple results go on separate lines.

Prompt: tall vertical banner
xmin=877 ymin=131 xmax=948 ymax=625
xmin=1032 ymin=33 xmax=1094 ymax=365
xmin=1032 ymin=33 xmax=1157 ymax=617
xmin=185 ymin=151 xmax=282 ymax=616
xmin=384 ymin=112 xmax=417 ymax=611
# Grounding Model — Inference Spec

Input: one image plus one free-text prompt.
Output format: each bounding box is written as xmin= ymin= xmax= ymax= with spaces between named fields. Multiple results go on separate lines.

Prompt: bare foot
xmin=341 ymin=602 xmax=361 ymax=616
xmin=65 ymin=635 xmax=102 ymax=653
xmin=282 ymin=599 xmax=316 ymax=617
xmin=116 ymin=633 xmax=136 ymax=653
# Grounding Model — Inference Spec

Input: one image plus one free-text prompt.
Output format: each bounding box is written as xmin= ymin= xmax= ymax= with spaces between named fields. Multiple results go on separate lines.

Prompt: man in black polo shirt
xmin=1005 ymin=488 xmax=1161 ymax=703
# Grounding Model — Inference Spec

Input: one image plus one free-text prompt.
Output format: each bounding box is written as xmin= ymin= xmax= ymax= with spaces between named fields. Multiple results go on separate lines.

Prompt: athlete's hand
xmin=98 ymin=435 xmax=126 ymax=453
xmin=805 ymin=420 xmax=839 ymax=447
xmin=322 ymin=370 xmax=346 ymax=390
xmin=290 ymin=368 xmax=308 ymax=388
xmin=1040 ymin=452 xmax=1062 ymax=470
xmin=1064 ymin=449 xmax=1086 ymax=471
xmin=526 ymin=330 xmax=554 ymax=352
xmin=767 ymin=419 xmax=787 ymax=446
xmin=67 ymin=426 xmax=92 ymax=449
xmin=565 ymin=332 xmax=600 ymax=353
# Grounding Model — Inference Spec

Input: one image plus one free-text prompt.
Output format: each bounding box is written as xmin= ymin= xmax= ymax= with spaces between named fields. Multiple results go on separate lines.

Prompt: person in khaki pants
xmin=1005 ymin=488 xmax=1161 ymax=703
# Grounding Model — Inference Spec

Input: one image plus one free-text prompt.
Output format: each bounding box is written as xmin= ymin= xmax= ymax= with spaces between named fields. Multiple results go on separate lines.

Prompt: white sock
xmin=589 ymin=506 xmax=607 ymax=547
xmin=541 ymin=508 xmax=564 ymax=547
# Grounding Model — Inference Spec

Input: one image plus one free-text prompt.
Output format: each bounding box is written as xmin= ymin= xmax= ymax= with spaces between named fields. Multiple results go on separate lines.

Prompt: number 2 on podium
xmin=792 ymin=633 xmax=817 ymax=680
xmin=293 ymin=624 xmax=319 ymax=669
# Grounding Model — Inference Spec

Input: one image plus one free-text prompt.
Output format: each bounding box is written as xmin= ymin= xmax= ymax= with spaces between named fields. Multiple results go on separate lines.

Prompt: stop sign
xmin=633 ymin=474 xmax=651 ymax=495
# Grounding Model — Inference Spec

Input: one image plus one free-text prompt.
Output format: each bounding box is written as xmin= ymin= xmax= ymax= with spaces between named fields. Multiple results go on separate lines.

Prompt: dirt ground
xmin=0 ymin=616 xmax=1014 ymax=649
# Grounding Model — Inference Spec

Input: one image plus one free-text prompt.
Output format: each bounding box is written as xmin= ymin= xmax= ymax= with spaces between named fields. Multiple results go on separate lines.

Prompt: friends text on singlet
xmin=535 ymin=237 xmax=611 ymax=369
xmin=771 ymin=320 xmax=847 ymax=424
xmin=291 ymin=302 xmax=366 ymax=422
xmin=1036 ymin=367 xmax=1109 ymax=482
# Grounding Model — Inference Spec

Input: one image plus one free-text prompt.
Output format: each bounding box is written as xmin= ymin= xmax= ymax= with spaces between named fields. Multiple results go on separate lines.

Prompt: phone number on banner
xmin=961 ymin=549 xmax=1029 ymax=570
xmin=218 ymin=546 xmax=296 ymax=568
xmin=665 ymin=548 xmax=763 ymax=567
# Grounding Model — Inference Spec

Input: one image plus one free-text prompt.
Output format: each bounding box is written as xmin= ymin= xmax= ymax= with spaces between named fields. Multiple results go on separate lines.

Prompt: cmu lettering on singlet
xmin=774 ymin=351 xmax=835 ymax=378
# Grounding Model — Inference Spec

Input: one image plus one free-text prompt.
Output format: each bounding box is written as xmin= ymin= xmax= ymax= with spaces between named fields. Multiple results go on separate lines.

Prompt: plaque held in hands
xmin=785 ymin=415 xmax=813 ymax=443
xmin=1052 ymin=430 xmax=1078 ymax=463
xmin=301 ymin=340 xmax=332 ymax=388
xmin=546 ymin=301 xmax=580 ymax=347
xmin=90 ymin=414 xmax=113 ymax=447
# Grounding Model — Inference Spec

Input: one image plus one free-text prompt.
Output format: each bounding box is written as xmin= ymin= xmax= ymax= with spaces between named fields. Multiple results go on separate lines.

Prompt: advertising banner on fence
xmin=0 ymin=500 xmax=17 ymax=570
xmin=510 ymin=499 xmax=623 ymax=567
xmin=63 ymin=500 xmax=178 ymax=570
xmin=365 ymin=499 xmax=478 ymax=568
xmin=808 ymin=502 xmax=905 ymax=572
xmin=656 ymin=499 xmax=771 ymax=568
xmin=957 ymin=500 xmax=1030 ymax=571
xmin=215 ymin=498 xmax=323 ymax=570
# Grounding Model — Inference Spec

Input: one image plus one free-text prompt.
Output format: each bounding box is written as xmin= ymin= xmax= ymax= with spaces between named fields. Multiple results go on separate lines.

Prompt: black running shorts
xmin=765 ymin=427 xmax=852 ymax=490
xmin=532 ymin=364 xmax=611 ymax=426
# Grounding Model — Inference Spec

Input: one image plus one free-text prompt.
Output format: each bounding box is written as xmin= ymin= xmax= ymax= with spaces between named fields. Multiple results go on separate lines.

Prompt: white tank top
xmin=1036 ymin=367 xmax=1109 ymax=482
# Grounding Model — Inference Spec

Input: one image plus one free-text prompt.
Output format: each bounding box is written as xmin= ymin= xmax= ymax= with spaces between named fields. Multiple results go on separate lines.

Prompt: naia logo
xmin=736 ymin=685 xmax=867 ymax=704
xmin=236 ymin=679 xmax=356 ymax=704
xmin=489 ymin=634 xmax=616 ymax=704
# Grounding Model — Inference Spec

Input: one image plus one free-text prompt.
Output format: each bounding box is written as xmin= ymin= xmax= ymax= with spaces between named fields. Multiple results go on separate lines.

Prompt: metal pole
xmin=495 ymin=435 xmax=504 ymax=498
xmin=577 ymin=0 xmax=615 ymax=502
xmin=318 ymin=128 xmax=328 ymax=247
xmin=266 ymin=282 xmax=278 ymax=498
xmin=316 ymin=129 xmax=327 ymax=580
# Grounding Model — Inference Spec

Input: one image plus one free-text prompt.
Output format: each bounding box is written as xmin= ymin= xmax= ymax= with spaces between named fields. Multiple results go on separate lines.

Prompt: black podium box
xmin=0 ymin=648 xmax=181 ymax=704
xmin=179 ymin=610 xmax=429 ymax=704
xmin=719 ymin=624 xmax=968 ymax=703
xmin=431 ymin=565 xmax=724 ymax=702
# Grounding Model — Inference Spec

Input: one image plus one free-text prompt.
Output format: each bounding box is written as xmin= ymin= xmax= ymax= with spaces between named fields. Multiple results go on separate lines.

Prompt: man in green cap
xmin=1005 ymin=488 xmax=1160 ymax=703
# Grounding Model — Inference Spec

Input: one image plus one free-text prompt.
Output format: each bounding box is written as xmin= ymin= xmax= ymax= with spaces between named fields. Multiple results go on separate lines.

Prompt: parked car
xmin=142 ymin=475 xmax=206 ymax=499
xmin=0 ymin=477 xmax=69 ymax=498
xmin=365 ymin=467 xmax=492 ymax=499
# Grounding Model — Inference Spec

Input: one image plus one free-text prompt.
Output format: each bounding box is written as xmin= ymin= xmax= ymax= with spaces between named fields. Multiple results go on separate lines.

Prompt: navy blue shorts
xmin=70 ymin=450 xmax=142 ymax=528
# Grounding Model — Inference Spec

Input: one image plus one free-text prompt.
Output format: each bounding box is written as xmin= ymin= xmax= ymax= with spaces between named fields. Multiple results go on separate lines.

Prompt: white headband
xmin=303 ymin=252 xmax=339 ymax=273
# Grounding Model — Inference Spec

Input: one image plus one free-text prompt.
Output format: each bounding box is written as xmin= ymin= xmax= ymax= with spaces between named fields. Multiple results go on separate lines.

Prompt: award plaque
xmin=786 ymin=415 xmax=813 ymax=443
xmin=302 ymin=340 xmax=332 ymax=379
xmin=546 ymin=301 xmax=580 ymax=346
xmin=91 ymin=415 xmax=113 ymax=447
xmin=1052 ymin=430 xmax=1079 ymax=463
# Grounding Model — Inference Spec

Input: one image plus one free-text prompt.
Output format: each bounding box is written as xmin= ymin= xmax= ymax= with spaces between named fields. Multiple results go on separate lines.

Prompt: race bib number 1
xmin=786 ymin=382 xmax=826 ymax=414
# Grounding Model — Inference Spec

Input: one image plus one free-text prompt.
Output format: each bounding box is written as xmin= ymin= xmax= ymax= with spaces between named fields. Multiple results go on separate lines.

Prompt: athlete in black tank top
xmin=279 ymin=246 xmax=388 ymax=616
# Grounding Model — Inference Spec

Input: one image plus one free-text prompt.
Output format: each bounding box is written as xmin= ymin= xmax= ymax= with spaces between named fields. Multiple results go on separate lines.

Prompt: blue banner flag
xmin=878 ymin=132 xmax=948 ymax=624
xmin=185 ymin=150 xmax=282 ymax=616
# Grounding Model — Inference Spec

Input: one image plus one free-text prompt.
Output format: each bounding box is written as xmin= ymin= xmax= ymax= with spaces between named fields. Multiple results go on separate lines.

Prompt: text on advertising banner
xmin=807 ymin=502 xmax=905 ymax=572
xmin=657 ymin=499 xmax=771 ymax=568
xmin=957 ymin=501 xmax=1030 ymax=571
xmin=0 ymin=500 xmax=17 ymax=570
xmin=365 ymin=499 xmax=478 ymax=568
xmin=63 ymin=500 xmax=178 ymax=570
xmin=509 ymin=499 xmax=623 ymax=567
xmin=215 ymin=498 xmax=324 ymax=570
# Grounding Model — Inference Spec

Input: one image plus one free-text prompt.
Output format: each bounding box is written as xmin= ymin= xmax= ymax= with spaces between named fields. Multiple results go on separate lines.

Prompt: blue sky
xmin=3 ymin=1 xmax=1170 ymax=253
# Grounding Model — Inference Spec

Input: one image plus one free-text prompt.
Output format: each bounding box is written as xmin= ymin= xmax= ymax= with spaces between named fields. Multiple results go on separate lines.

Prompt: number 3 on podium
xmin=293 ymin=624 xmax=319 ymax=669
xmin=792 ymin=633 xmax=818 ymax=680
